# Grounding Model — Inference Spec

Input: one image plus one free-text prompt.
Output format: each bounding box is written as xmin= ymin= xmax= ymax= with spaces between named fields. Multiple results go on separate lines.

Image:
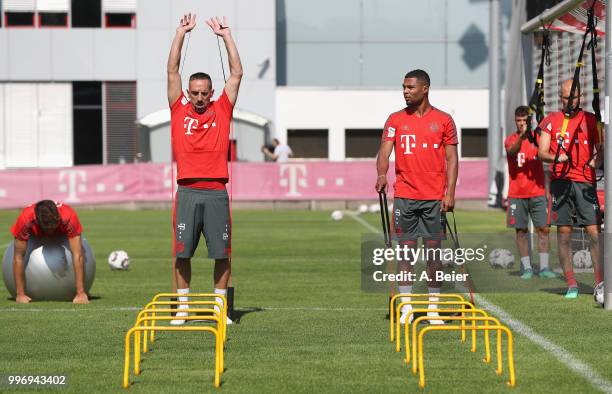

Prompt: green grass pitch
xmin=0 ymin=208 xmax=611 ymax=393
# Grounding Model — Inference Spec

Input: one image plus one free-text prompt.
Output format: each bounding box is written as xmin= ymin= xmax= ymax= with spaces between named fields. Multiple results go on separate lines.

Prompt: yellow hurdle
xmin=146 ymin=293 xmax=227 ymax=343
xmin=395 ymin=300 xmax=476 ymax=352
xmin=416 ymin=322 xmax=515 ymax=389
xmin=137 ymin=300 xmax=227 ymax=353
xmin=389 ymin=293 xmax=466 ymax=342
xmin=411 ymin=313 xmax=501 ymax=376
xmin=403 ymin=308 xmax=493 ymax=365
xmin=132 ymin=310 xmax=224 ymax=375
xmin=136 ymin=304 xmax=223 ymax=353
xmin=123 ymin=325 xmax=222 ymax=389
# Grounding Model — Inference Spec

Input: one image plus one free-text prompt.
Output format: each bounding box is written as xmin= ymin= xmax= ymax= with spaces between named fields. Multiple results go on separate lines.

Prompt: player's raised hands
xmin=206 ymin=16 xmax=230 ymax=37
xmin=177 ymin=13 xmax=196 ymax=34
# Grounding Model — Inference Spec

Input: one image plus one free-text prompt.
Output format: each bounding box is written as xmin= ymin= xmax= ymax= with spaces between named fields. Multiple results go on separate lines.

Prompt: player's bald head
xmin=560 ymin=79 xmax=580 ymax=97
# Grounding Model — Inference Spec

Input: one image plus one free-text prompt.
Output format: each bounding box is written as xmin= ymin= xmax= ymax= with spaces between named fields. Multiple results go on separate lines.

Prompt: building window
xmin=71 ymin=0 xmax=101 ymax=27
xmin=287 ymin=129 xmax=328 ymax=158
xmin=105 ymin=81 xmax=137 ymax=164
xmin=345 ymin=129 xmax=380 ymax=158
xmin=39 ymin=12 xmax=68 ymax=27
xmin=73 ymin=82 xmax=103 ymax=165
xmin=5 ymin=12 xmax=35 ymax=27
xmin=102 ymin=0 xmax=136 ymax=28
xmin=104 ymin=12 xmax=135 ymax=28
xmin=460 ymin=128 xmax=487 ymax=158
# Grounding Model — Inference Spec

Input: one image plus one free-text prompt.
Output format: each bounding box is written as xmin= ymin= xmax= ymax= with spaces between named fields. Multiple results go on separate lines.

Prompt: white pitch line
xmin=346 ymin=211 xmax=380 ymax=233
xmin=0 ymin=307 xmax=141 ymax=312
xmin=348 ymin=212 xmax=612 ymax=394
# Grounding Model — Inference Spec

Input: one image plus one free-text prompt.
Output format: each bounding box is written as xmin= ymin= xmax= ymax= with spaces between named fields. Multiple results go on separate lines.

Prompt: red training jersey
xmin=538 ymin=110 xmax=600 ymax=183
xmin=170 ymin=89 xmax=234 ymax=181
xmin=504 ymin=132 xmax=545 ymax=198
xmin=382 ymin=107 xmax=458 ymax=200
xmin=10 ymin=202 xmax=82 ymax=241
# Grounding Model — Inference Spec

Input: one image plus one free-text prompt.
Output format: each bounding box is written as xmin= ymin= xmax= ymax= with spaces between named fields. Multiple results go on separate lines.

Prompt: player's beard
xmin=194 ymin=103 xmax=206 ymax=114
xmin=405 ymin=97 xmax=421 ymax=108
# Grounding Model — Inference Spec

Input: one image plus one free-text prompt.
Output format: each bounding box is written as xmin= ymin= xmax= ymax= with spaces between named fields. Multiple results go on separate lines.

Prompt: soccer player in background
xmin=10 ymin=200 xmax=88 ymax=304
xmin=167 ymin=13 xmax=242 ymax=324
xmin=538 ymin=79 xmax=603 ymax=299
xmin=504 ymin=105 xmax=556 ymax=279
xmin=375 ymin=69 xmax=458 ymax=324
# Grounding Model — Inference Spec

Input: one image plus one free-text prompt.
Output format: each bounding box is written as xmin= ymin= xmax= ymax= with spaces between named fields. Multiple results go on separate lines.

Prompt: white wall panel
xmin=3 ymin=83 xmax=72 ymax=168
xmin=103 ymin=0 xmax=136 ymax=13
xmin=5 ymin=84 xmax=38 ymax=167
xmin=0 ymin=85 xmax=5 ymax=169
xmin=4 ymin=0 xmax=35 ymax=11
xmin=36 ymin=0 xmax=69 ymax=11
xmin=37 ymin=83 xmax=72 ymax=167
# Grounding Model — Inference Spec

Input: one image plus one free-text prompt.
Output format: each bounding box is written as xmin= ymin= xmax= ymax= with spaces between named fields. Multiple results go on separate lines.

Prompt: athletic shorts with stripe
xmin=506 ymin=196 xmax=548 ymax=229
xmin=173 ymin=186 xmax=231 ymax=259
xmin=393 ymin=198 xmax=445 ymax=244
xmin=549 ymin=179 xmax=601 ymax=226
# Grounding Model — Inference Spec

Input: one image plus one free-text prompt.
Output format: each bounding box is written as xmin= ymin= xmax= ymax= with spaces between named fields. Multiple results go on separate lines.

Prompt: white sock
xmin=213 ymin=288 xmax=226 ymax=315
xmin=520 ymin=256 xmax=532 ymax=271
xmin=397 ymin=285 xmax=413 ymax=323
xmin=215 ymin=288 xmax=233 ymax=325
xmin=427 ymin=287 xmax=444 ymax=324
xmin=177 ymin=288 xmax=189 ymax=312
xmin=398 ymin=285 xmax=412 ymax=312
xmin=427 ymin=287 xmax=440 ymax=313
xmin=171 ymin=288 xmax=189 ymax=325
xmin=539 ymin=253 xmax=549 ymax=270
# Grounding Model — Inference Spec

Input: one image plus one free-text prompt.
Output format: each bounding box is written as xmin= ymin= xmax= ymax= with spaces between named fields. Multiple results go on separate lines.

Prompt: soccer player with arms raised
xmin=167 ymin=13 xmax=242 ymax=323
xmin=375 ymin=69 xmax=458 ymax=324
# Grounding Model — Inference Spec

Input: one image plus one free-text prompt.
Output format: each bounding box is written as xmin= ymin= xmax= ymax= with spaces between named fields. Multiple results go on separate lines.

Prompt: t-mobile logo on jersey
xmin=184 ymin=117 xmax=199 ymax=135
xmin=400 ymin=134 xmax=417 ymax=154
xmin=517 ymin=152 xmax=526 ymax=167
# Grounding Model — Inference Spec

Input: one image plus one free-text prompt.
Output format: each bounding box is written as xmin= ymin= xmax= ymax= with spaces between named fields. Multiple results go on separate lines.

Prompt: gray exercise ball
xmin=2 ymin=237 xmax=96 ymax=301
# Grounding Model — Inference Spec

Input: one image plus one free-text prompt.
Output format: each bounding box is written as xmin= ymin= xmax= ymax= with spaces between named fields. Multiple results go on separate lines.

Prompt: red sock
xmin=594 ymin=269 xmax=603 ymax=285
xmin=565 ymin=271 xmax=577 ymax=288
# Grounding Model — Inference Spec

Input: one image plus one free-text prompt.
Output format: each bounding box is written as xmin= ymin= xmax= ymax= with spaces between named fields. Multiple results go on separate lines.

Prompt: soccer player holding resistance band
xmin=538 ymin=79 xmax=603 ymax=299
xmin=375 ymin=69 xmax=458 ymax=324
xmin=167 ymin=13 xmax=243 ymax=323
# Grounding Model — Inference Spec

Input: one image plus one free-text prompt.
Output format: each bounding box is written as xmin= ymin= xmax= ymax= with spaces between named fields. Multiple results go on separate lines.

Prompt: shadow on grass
xmin=191 ymin=306 xmax=264 ymax=324
xmin=539 ymin=281 xmax=594 ymax=296
xmin=230 ymin=306 xmax=264 ymax=323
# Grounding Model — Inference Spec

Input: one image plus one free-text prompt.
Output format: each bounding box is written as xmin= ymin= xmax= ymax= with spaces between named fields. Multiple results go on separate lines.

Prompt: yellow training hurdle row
xmin=404 ymin=308 xmax=494 ymax=365
xmin=389 ymin=293 xmax=467 ymax=342
xmin=387 ymin=293 xmax=516 ymax=389
xmin=395 ymin=299 xmax=476 ymax=352
xmin=123 ymin=293 xmax=227 ymax=389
